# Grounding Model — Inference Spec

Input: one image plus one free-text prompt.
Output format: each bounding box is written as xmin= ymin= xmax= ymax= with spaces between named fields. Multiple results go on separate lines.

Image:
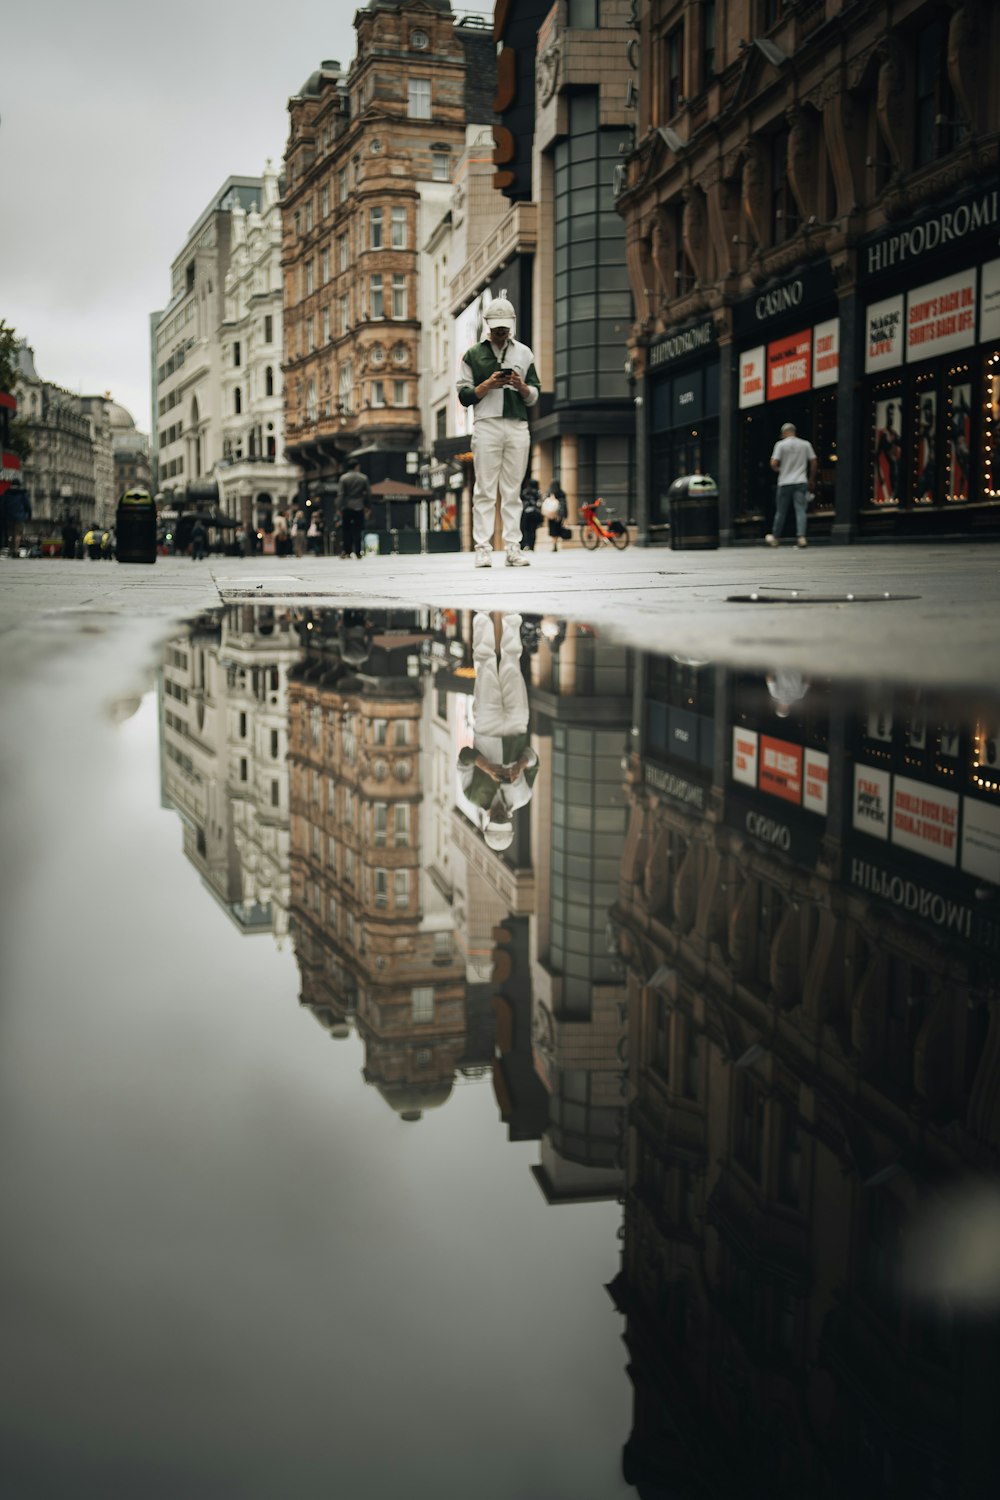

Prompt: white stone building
xmin=150 ymin=177 xmax=262 ymax=502
xmin=218 ymin=162 xmax=301 ymax=531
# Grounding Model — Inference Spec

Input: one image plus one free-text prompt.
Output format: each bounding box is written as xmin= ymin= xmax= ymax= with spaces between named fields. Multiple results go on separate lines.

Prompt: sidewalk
xmin=1 ymin=542 xmax=998 ymax=687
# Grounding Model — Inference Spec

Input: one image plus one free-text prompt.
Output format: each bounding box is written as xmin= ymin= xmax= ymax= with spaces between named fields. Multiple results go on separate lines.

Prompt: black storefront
xmin=645 ymin=318 xmax=720 ymax=540
xmin=857 ymin=184 xmax=1000 ymax=539
xmin=730 ymin=261 xmax=840 ymax=544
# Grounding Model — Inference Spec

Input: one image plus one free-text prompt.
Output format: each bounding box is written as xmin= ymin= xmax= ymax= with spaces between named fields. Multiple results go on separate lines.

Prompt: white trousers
xmin=471 ymin=612 xmax=528 ymax=745
xmin=471 ymin=417 xmax=531 ymax=549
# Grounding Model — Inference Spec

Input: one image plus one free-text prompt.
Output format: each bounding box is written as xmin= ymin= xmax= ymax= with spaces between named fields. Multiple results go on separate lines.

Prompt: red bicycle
xmin=579 ymin=497 xmax=630 ymax=550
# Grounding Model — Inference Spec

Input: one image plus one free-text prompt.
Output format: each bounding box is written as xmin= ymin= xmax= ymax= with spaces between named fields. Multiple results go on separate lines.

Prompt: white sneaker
xmin=764 ymin=533 xmax=779 ymax=547
xmin=797 ymin=536 xmax=808 ymax=548
xmin=505 ymin=544 xmax=530 ymax=567
xmin=474 ymin=546 xmax=492 ymax=568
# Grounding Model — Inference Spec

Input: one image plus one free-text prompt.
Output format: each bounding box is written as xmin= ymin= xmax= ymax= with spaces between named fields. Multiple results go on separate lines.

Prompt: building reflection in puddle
xmin=158 ymin=606 xmax=1000 ymax=1498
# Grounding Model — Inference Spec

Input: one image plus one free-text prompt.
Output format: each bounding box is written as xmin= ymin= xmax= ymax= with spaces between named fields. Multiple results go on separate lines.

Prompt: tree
xmin=0 ymin=319 xmax=33 ymax=459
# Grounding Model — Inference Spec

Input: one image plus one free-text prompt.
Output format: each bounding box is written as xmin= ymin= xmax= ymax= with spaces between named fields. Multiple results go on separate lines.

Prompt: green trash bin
xmin=116 ymin=488 xmax=157 ymax=564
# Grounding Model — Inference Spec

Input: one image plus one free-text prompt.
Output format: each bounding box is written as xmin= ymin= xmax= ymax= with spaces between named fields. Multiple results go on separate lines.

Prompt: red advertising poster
xmin=812 ymin=319 xmax=839 ymax=388
xmin=906 ymin=269 xmax=976 ymax=362
xmin=738 ymin=346 xmax=765 ymax=409
xmin=803 ymin=749 xmax=829 ymax=816
xmin=766 ymin=330 xmax=812 ymax=400
xmin=732 ymin=726 xmax=758 ymax=788
xmin=759 ymin=736 xmax=803 ymax=803
xmin=891 ymin=774 xmax=958 ymax=867
xmin=0 ymin=450 xmax=20 ymax=498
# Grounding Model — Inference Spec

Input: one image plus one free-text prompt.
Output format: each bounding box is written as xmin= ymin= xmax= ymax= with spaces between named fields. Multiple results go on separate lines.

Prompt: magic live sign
xmin=493 ymin=0 xmax=551 ymax=201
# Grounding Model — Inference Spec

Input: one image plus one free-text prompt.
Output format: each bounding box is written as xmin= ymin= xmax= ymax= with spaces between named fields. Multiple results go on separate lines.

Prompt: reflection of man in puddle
xmin=766 ymin=669 xmax=809 ymax=719
xmin=458 ymin=612 xmax=539 ymax=850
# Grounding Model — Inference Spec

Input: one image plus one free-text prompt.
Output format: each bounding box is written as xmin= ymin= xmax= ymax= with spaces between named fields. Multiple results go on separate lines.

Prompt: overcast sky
xmin=2 ymin=0 xmax=361 ymax=428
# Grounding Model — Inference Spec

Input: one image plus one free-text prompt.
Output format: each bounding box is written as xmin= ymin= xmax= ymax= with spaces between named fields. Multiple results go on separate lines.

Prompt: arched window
xmin=265 ymin=365 xmax=274 ymax=397
xmin=234 ymin=387 xmax=242 ymax=414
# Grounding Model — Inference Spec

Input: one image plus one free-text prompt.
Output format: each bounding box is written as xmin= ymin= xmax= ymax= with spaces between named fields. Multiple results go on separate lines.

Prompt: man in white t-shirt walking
xmin=766 ymin=421 xmax=817 ymax=548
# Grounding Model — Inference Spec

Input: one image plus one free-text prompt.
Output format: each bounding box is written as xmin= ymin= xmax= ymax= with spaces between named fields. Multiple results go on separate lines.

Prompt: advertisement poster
xmin=812 ymin=319 xmax=839 ymax=388
xmin=732 ymin=726 xmax=758 ymax=788
xmin=803 ymin=749 xmax=830 ymax=816
xmin=873 ymin=397 xmax=903 ymax=504
xmin=853 ymin=765 xmax=891 ymax=840
xmin=759 ymin=736 xmax=803 ymax=803
xmin=865 ymin=295 xmax=904 ymax=373
xmin=980 ymin=257 xmax=1000 ymax=345
xmin=891 ymin=774 xmax=959 ymax=867
xmin=947 ymin=383 xmax=972 ymax=501
xmin=738 ymin=346 xmax=765 ymax=408
xmin=961 ymin=799 xmax=1000 ymax=883
xmin=914 ymin=388 xmax=937 ymax=503
xmin=906 ymin=269 xmax=976 ymax=361
xmin=766 ymin=329 xmax=812 ymax=400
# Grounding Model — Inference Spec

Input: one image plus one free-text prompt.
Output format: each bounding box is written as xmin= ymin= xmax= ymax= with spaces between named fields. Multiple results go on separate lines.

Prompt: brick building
xmin=616 ymin=0 xmax=1000 ymax=545
xmin=281 ymin=3 xmax=493 ymax=503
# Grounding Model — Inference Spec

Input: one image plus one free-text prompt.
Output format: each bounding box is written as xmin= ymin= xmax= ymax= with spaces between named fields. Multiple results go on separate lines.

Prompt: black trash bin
xmin=668 ymin=474 xmax=719 ymax=551
xmin=116 ymin=488 xmax=157 ymax=564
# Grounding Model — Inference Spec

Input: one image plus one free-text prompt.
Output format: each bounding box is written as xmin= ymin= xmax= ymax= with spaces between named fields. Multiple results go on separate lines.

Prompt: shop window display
xmin=912 ymin=376 xmax=937 ymax=505
xmin=871 ymin=384 xmax=903 ymax=506
xmin=985 ymin=351 xmax=1000 ymax=501
xmin=946 ymin=369 xmax=972 ymax=502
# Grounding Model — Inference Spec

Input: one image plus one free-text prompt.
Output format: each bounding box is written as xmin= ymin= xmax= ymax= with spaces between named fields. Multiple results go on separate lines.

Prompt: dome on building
xmin=373 ymin=1080 xmax=454 ymax=1122
xmin=298 ymin=59 xmax=343 ymax=96
xmin=106 ymin=402 xmax=136 ymax=431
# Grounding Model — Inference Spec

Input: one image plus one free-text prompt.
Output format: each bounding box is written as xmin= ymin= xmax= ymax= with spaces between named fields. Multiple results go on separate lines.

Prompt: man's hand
xmin=507 ymin=371 xmax=527 ymax=395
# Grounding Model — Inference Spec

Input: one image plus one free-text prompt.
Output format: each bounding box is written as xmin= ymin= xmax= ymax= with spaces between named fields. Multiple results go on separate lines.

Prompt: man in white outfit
xmin=457 ymin=612 xmax=539 ymax=850
xmin=457 ymin=298 xmax=541 ymax=568
xmin=766 ymin=421 xmax=817 ymax=548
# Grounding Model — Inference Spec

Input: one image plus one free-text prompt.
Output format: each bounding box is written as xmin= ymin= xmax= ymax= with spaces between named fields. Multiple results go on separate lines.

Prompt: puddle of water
xmin=2 ymin=601 xmax=999 ymax=1498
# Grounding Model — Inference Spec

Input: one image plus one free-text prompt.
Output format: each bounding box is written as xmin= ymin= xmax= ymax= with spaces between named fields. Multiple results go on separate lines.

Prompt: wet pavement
xmin=1 ymin=558 xmax=999 ymax=1498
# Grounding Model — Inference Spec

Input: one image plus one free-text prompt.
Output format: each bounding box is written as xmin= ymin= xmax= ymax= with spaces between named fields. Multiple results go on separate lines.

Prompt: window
xmin=667 ymin=25 xmax=684 ymax=117
xmin=394 ymin=380 xmax=408 ymax=406
xmin=321 ymin=185 xmax=329 ymax=217
xmin=233 ymin=340 xmax=241 ymax=367
xmin=652 ymin=996 xmax=670 ymax=1079
xmin=306 ymin=379 xmax=318 ymax=422
xmin=239 ymin=756 xmax=248 ymax=782
xmin=681 ymin=1015 xmax=700 ymax=1100
xmin=431 ymin=152 xmax=449 ymax=182
xmin=373 ymin=803 xmax=388 ymax=845
xmin=305 ymin=261 xmax=314 ymax=296
xmin=568 ymin=0 xmax=598 ymax=24
xmin=734 ymin=1073 xmax=765 ymax=1180
xmin=322 ymin=306 xmax=331 ymax=343
xmin=408 ymin=78 xmax=431 ymax=119
xmin=411 ymin=986 xmax=434 ymax=1022
xmin=265 ymin=365 xmax=274 ymax=396
xmin=435 ymin=405 xmax=447 ymax=440
xmin=338 ymin=233 xmax=349 ymax=273
xmin=391 ymin=205 xmax=406 ymax=248
xmin=270 ymin=729 xmax=280 ymax=758
xmin=321 ymin=248 xmax=330 ymax=283
xmin=339 ymin=359 xmax=353 ymax=409
xmin=771 ymin=127 xmax=798 ymax=244
xmin=305 ymin=200 xmax=314 ymax=232
xmin=374 ymin=869 xmax=388 ymax=907
xmin=338 ymin=167 xmax=347 ymax=202
xmin=392 ymin=274 xmax=406 ymax=319
xmin=345 ymin=910 xmax=356 ymax=946
xmin=369 ymin=206 xmax=383 ymax=248
xmin=434 ymin=931 xmax=450 ymax=959
xmin=234 ymin=387 xmax=242 ymax=415
xmin=371 ymin=274 xmax=384 ymax=319
xmin=339 ymin=295 xmax=349 ymax=336
xmin=763 ymin=0 xmax=783 ymax=26
xmin=373 ymin=719 xmax=388 ymax=745
xmin=778 ymin=1104 xmax=802 ymax=1207
xmin=344 ymin=847 xmax=355 ymax=885
xmin=394 ymin=802 xmax=410 ymax=845
xmin=372 ymin=380 xmax=386 ymax=407
xmin=915 ymin=15 xmax=965 ymax=167
xmin=394 ymin=869 xmax=410 ymax=907
xmin=700 ymin=0 xmax=716 ymax=88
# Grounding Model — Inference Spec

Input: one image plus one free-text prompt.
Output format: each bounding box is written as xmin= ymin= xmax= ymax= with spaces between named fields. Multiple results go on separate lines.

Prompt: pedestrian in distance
xmin=338 ymin=458 xmax=370 ymax=559
xmin=519 ymin=475 xmax=543 ymax=551
xmin=84 ymin=527 xmax=101 ymax=560
xmin=457 ymin=296 xmax=541 ymax=568
xmin=541 ymin=480 xmax=569 ymax=550
xmin=190 ymin=520 xmax=208 ymax=561
xmin=292 ymin=508 xmax=308 ymax=558
xmin=765 ymin=421 xmax=817 ymax=548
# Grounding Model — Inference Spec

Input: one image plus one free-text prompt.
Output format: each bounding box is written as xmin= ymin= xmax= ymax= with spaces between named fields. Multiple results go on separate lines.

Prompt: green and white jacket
xmin=457 ymin=338 xmax=541 ymax=422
